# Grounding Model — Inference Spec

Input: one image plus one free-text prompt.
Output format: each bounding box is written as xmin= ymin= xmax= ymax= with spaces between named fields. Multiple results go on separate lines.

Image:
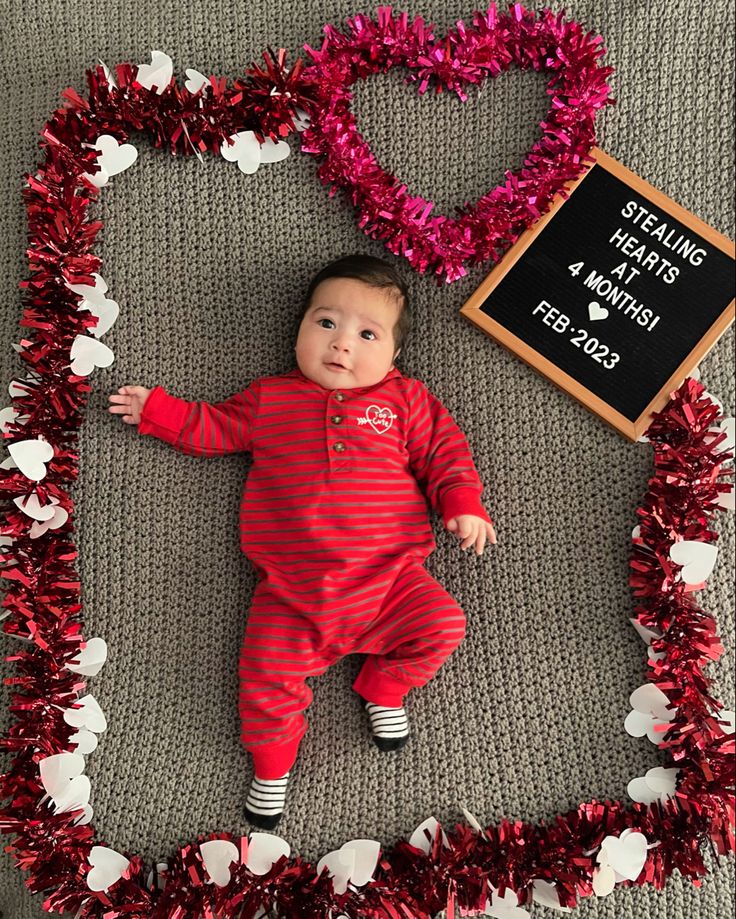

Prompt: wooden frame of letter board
xmin=459 ymin=146 xmax=736 ymax=442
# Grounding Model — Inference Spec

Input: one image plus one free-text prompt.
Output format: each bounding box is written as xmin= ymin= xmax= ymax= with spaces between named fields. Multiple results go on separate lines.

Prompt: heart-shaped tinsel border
xmin=0 ymin=6 xmax=734 ymax=918
xmin=298 ymin=5 xmax=615 ymax=282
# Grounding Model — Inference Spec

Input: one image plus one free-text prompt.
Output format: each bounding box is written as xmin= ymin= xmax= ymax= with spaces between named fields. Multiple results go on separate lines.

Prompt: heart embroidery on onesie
xmin=360 ymin=404 xmax=397 ymax=434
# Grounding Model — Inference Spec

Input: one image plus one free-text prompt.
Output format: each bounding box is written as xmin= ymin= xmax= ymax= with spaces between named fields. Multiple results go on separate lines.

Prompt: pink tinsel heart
xmin=300 ymin=4 xmax=614 ymax=282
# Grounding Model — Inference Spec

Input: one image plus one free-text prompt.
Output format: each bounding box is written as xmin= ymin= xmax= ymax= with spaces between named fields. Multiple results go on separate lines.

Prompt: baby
xmin=108 ymin=254 xmax=496 ymax=829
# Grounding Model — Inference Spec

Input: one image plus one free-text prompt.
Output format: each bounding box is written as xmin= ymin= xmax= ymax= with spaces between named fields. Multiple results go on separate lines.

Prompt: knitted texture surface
xmin=0 ymin=1 xmax=734 ymax=916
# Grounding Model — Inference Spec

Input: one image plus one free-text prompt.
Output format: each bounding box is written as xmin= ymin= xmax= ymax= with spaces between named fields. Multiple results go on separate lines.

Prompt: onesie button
xmin=331 ymin=415 xmax=343 ymax=424
xmin=333 ymin=441 xmax=346 ymax=452
xmin=334 ymin=392 xmax=345 ymax=402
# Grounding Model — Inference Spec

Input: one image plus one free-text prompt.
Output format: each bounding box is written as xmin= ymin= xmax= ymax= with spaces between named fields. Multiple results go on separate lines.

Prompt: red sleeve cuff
xmin=137 ymin=386 xmax=190 ymax=444
xmin=441 ymin=487 xmax=493 ymax=528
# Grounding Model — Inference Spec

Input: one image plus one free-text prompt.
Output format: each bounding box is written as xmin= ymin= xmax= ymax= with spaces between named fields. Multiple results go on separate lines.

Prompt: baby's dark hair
xmin=302 ymin=254 xmax=411 ymax=354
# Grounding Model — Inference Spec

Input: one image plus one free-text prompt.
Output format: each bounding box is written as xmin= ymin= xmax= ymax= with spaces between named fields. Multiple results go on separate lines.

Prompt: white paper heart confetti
xmin=53 ymin=775 xmax=91 ymax=814
xmin=259 ymin=137 xmax=290 ymax=163
xmin=66 ymin=273 xmax=108 ymax=304
xmin=98 ymin=59 xmax=116 ymax=89
xmin=627 ymin=765 xmax=679 ymax=804
xmin=185 ymin=68 xmax=210 ymax=94
xmin=531 ymin=879 xmax=571 ymax=912
xmin=29 ymin=503 xmax=69 ymax=538
xmin=83 ymin=134 xmax=138 ymax=187
xmin=316 ymin=839 xmax=380 ymax=894
xmin=87 ymin=846 xmax=130 ymax=892
xmin=483 ymin=885 xmax=530 ymax=918
xmin=200 ymin=839 xmax=240 ymax=887
xmin=69 ymin=729 xmax=99 ymax=755
xmin=39 ymin=752 xmax=85 ymax=798
xmin=220 ymin=131 xmax=290 ymax=174
xmin=707 ymin=416 xmax=735 ymax=458
xmin=625 ymin=683 xmax=675 ymax=744
xmin=0 ymin=406 xmax=28 ymax=432
xmin=136 ymin=50 xmax=174 ymax=94
xmin=80 ymin=296 xmax=119 ymax=337
xmin=13 ymin=493 xmax=59 ymax=522
xmin=8 ymin=437 xmax=53 ymax=481
xmin=717 ymin=710 xmax=735 ymax=734
xmin=63 ymin=694 xmax=107 ymax=734
xmin=245 ymin=833 xmax=290 ymax=876
xmin=669 ymin=540 xmax=718 ymax=586
xmin=70 ymin=335 xmax=115 ymax=375
xmin=592 ymin=864 xmax=616 ymax=897
xmin=460 ymin=805 xmax=484 ymax=833
xmin=409 ymin=816 xmax=449 ymax=854
xmin=66 ymin=637 xmax=108 ymax=676
xmin=597 ymin=831 xmax=648 ymax=883
xmin=39 ymin=752 xmax=91 ymax=814
xmin=716 ymin=487 xmax=735 ymax=511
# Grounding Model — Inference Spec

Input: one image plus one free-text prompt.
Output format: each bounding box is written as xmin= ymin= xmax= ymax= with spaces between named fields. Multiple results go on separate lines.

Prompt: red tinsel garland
xmin=298 ymin=4 xmax=615 ymax=282
xmin=0 ymin=7 xmax=733 ymax=919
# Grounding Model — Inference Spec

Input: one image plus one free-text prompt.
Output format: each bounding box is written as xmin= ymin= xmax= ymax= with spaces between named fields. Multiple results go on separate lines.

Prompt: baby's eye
xmin=317 ymin=318 xmax=335 ymax=329
xmin=361 ymin=330 xmax=377 ymax=341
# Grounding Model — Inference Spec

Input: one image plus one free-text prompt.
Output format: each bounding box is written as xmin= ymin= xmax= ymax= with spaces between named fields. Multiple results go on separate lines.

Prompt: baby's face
xmin=295 ymin=277 xmax=402 ymax=390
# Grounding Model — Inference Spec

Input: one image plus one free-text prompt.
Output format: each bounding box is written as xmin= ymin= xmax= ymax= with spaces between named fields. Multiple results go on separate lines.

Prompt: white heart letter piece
xmin=63 ymin=694 xmax=107 ymax=733
xmin=587 ymin=301 xmax=609 ymax=321
xmin=66 ymin=638 xmax=108 ymax=676
xmin=87 ymin=846 xmax=131 ymax=892
xmin=8 ymin=437 xmax=54 ymax=481
xmin=136 ymin=50 xmax=173 ymax=94
xmin=245 ymin=833 xmax=290 ymax=876
xmin=200 ymin=839 xmax=239 ymax=887
xmin=70 ymin=335 xmax=115 ymax=376
xmin=669 ymin=540 xmax=718 ymax=585
xmin=599 ymin=832 xmax=648 ymax=882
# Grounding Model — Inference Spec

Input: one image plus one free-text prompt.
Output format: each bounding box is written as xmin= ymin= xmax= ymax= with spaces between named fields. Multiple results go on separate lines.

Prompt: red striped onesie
xmin=138 ymin=366 xmax=493 ymax=778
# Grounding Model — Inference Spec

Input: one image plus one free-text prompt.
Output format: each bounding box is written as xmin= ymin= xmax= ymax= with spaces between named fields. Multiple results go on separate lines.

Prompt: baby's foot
xmin=363 ymin=700 xmax=410 ymax=751
xmin=245 ymin=771 xmax=290 ymax=829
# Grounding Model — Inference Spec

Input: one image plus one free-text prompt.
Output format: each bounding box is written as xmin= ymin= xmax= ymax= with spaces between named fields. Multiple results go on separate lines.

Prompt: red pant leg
xmin=238 ymin=581 xmax=336 ymax=779
xmin=351 ymin=562 xmax=467 ymax=706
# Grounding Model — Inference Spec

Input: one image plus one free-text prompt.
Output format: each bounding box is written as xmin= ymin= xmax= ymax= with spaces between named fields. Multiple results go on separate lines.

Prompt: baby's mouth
xmin=325 ymin=361 xmax=349 ymax=371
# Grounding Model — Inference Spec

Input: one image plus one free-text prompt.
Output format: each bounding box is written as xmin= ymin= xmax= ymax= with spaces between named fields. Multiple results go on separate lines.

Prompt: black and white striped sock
xmin=245 ymin=772 xmax=290 ymax=829
xmin=363 ymin=701 xmax=410 ymax=751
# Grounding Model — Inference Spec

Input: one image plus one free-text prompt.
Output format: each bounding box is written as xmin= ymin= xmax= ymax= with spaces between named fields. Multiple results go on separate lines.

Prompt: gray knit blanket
xmin=0 ymin=1 xmax=733 ymax=916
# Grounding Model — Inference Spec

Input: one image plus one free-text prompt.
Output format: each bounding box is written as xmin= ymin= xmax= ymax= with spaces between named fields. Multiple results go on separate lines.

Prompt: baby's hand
xmin=446 ymin=515 xmax=497 ymax=555
xmin=108 ymin=385 xmax=151 ymax=425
